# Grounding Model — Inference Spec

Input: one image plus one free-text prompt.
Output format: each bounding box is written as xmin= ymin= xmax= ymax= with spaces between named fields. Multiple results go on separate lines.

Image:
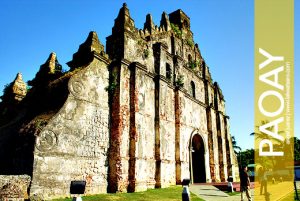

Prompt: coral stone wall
xmin=177 ymin=89 xmax=211 ymax=181
xmin=118 ymin=62 xmax=131 ymax=192
xmin=30 ymin=58 xmax=110 ymax=199
xmin=159 ymin=81 xmax=176 ymax=187
xmin=14 ymin=4 xmax=239 ymax=199
xmin=134 ymin=68 xmax=156 ymax=190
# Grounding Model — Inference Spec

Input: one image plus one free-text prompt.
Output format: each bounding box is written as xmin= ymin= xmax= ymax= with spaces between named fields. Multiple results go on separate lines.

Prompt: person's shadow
xmin=264 ymin=192 xmax=271 ymax=201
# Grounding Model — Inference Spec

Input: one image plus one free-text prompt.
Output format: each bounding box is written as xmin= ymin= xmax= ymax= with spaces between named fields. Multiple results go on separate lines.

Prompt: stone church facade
xmin=0 ymin=3 xmax=238 ymax=199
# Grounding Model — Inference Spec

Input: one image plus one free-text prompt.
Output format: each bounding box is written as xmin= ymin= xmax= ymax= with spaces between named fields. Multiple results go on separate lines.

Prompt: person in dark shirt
xmin=240 ymin=166 xmax=252 ymax=201
xmin=258 ymin=167 xmax=268 ymax=195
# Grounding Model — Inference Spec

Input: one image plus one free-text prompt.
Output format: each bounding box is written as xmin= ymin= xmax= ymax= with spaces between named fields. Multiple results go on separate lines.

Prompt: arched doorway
xmin=190 ymin=134 xmax=206 ymax=183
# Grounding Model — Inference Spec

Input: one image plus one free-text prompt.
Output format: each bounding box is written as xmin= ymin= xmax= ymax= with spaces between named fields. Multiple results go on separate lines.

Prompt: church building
xmin=0 ymin=3 xmax=238 ymax=199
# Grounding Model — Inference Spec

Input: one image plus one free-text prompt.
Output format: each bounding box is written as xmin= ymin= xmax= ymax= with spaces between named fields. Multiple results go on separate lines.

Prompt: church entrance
xmin=190 ymin=134 xmax=206 ymax=183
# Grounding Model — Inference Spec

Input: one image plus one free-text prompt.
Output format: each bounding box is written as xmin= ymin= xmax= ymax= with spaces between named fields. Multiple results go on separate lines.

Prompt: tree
xmin=230 ymin=136 xmax=254 ymax=168
xmin=240 ymin=149 xmax=255 ymax=166
xmin=294 ymin=137 xmax=300 ymax=161
xmin=250 ymin=120 xmax=283 ymax=144
xmin=231 ymin=136 xmax=241 ymax=155
xmin=250 ymin=120 xmax=295 ymax=169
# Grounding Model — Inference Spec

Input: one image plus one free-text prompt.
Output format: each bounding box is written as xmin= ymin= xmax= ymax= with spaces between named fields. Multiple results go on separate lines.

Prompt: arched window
xmin=183 ymin=20 xmax=189 ymax=29
xmin=166 ymin=63 xmax=172 ymax=80
xmin=201 ymin=60 xmax=206 ymax=76
xmin=191 ymin=81 xmax=196 ymax=98
xmin=188 ymin=54 xmax=192 ymax=63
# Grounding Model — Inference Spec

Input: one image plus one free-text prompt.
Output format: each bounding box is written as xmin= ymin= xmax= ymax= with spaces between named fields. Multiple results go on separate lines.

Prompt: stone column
xmin=154 ymin=74 xmax=161 ymax=188
xmin=204 ymin=136 xmax=212 ymax=182
xmin=107 ymin=62 xmax=122 ymax=193
xmin=153 ymin=43 xmax=161 ymax=188
xmin=216 ymin=111 xmax=225 ymax=182
xmin=222 ymin=113 xmax=228 ymax=181
xmin=224 ymin=116 xmax=232 ymax=178
xmin=175 ymin=89 xmax=181 ymax=184
xmin=127 ymin=64 xmax=137 ymax=192
xmin=206 ymin=107 xmax=216 ymax=182
xmin=204 ymin=77 xmax=216 ymax=182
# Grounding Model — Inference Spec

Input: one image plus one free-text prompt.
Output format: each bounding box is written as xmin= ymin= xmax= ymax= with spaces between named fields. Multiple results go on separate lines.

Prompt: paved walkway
xmin=253 ymin=181 xmax=294 ymax=201
xmin=189 ymin=184 xmax=248 ymax=201
xmin=190 ymin=181 xmax=295 ymax=201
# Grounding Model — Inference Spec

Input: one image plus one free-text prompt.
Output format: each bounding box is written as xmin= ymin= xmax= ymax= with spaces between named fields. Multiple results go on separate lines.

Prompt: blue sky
xmin=0 ymin=0 xmax=298 ymax=150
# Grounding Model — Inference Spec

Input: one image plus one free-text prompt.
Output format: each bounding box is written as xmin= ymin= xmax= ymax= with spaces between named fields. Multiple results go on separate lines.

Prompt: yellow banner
xmin=255 ymin=0 xmax=294 ymax=200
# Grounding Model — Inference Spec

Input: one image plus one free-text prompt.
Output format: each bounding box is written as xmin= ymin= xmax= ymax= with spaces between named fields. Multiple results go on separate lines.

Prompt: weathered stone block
xmin=0 ymin=175 xmax=31 ymax=200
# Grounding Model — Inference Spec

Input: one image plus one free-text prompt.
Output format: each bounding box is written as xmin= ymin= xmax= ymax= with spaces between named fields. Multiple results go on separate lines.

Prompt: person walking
xmin=240 ymin=166 xmax=252 ymax=201
xmin=259 ymin=167 xmax=268 ymax=195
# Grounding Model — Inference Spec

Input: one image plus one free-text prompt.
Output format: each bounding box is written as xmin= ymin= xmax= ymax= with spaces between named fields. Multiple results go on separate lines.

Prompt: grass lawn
xmin=226 ymin=191 xmax=240 ymax=196
xmin=52 ymin=186 xmax=204 ymax=201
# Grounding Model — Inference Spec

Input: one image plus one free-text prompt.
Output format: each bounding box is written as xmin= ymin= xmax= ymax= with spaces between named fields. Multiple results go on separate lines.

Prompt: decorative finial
xmin=16 ymin=72 xmax=23 ymax=80
xmin=49 ymin=52 xmax=56 ymax=62
xmin=160 ymin=11 xmax=171 ymax=31
xmin=67 ymin=31 xmax=104 ymax=70
xmin=144 ymin=14 xmax=155 ymax=34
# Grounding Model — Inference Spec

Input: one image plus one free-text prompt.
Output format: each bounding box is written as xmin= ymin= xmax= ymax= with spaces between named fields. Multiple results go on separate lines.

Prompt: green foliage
xmin=226 ymin=191 xmax=240 ymax=196
xmin=189 ymin=60 xmax=201 ymax=70
xmin=231 ymin=136 xmax=241 ymax=155
xmin=2 ymin=83 xmax=12 ymax=94
xmin=232 ymin=135 xmax=254 ymax=167
xmin=51 ymin=186 xmax=204 ymax=201
xmin=26 ymin=86 xmax=32 ymax=92
xmin=237 ymin=149 xmax=254 ymax=167
xmin=249 ymin=120 xmax=293 ymax=169
xmin=294 ymin=137 xmax=300 ymax=161
xmin=175 ymin=75 xmax=184 ymax=87
xmin=189 ymin=61 xmax=197 ymax=70
xmin=105 ymin=72 xmax=118 ymax=93
xmin=144 ymin=49 xmax=149 ymax=58
xmin=251 ymin=120 xmax=284 ymax=143
xmin=170 ymin=23 xmax=182 ymax=38
xmin=186 ymin=38 xmax=194 ymax=47
xmin=105 ymin=82 xmax=117 ymax=93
